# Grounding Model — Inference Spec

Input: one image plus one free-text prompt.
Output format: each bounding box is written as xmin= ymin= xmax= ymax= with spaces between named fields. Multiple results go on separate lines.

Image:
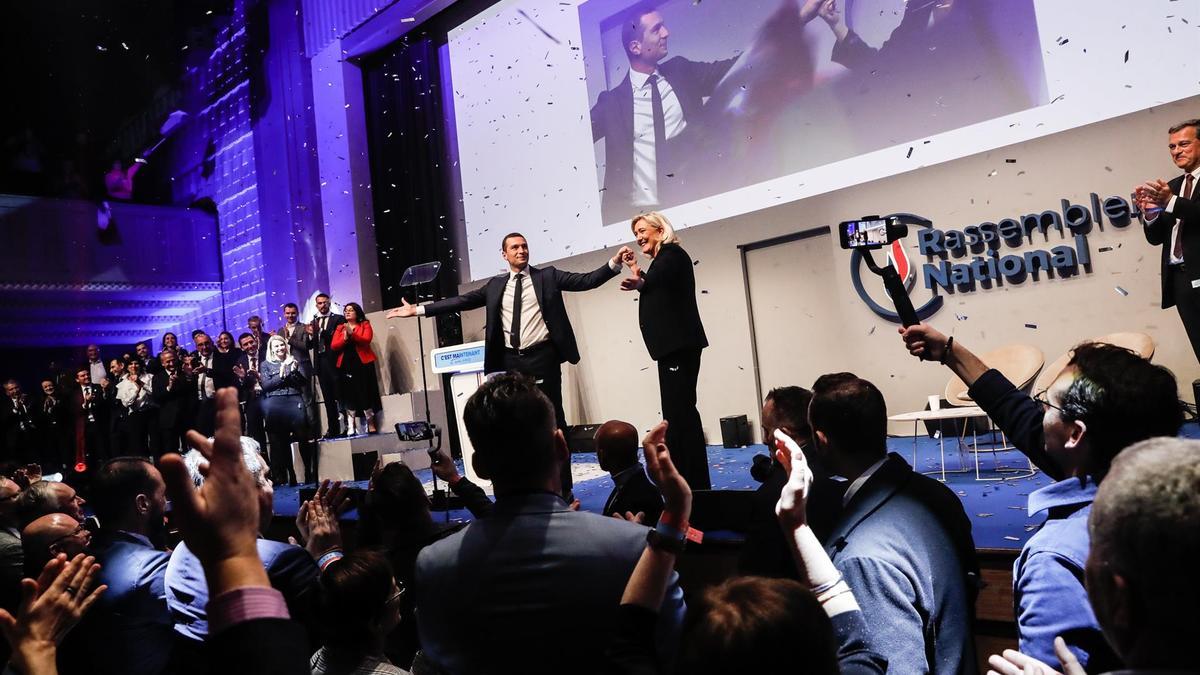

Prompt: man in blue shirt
xmin=900 ymin=325 xmax=1183 ymax=670
xmin=80 ymin=457 xmax=173 ymax=675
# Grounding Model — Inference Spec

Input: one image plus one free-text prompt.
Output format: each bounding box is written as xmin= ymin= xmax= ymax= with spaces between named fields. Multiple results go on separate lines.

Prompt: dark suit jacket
xmin=423 ymin=262 xmax=619 ymax=374
xmin=207 ymin=618 xmax=310 ymax=675
xmin=602 ymin=464 xmax=663 ymax=525
xmin=739 ymin=460 xmax=844 ymax=580
xmin=310 ymin=313 xmax=346 ymax=361
xmin=590 ymin=56 xmax=736 ymax=218
xmin=636 ymin=244 xmax=708 ymax=361
xmin=826 ymin=454 xmax=979 ymax=675
xmin=151 ymin=370 xmax=193 ymax=430
xmin=415 ymin=493 xmax=685 ymax=675
xmin=1144 ymin=173 xmax=1200 ymax=308
xmin=276 ymin=323 xmax=312 ymax=363
xmin=86 ymin=530 xmax=174 ymax=675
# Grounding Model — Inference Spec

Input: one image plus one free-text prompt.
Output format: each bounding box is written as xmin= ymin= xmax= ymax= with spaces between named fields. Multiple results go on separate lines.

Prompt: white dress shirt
xmin=197 ymin=355 xmax=216 ymax=400
xmin=499 ymin=270 xmax=550 ymax=350
xmin=89 ymin=360 xmax=107 ymax=385
xmin=629 ymin=68 xmax=687 ymax=207
xmin=116 ymin=374 xmax=153 ymax=410
xmin=1164 ymin=166 xmax=1200 ymax=265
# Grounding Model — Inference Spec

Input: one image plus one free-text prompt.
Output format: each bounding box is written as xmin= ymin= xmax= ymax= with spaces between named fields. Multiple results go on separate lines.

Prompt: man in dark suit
xmin=810 ymin=372 xmax=978 ymax=674
xmin=234 ymin=333 xmax=267 ymax=455
xmin=191 ymin=333 xmax=238 ymax=437
xmin=83 ymin=457 xmax=174 ymax=675
xmin=309 ymin=293 xmax=345 ymax=438
xmin=414 ymin=373 xmax=684 ymax=675
xmin=151 ymin=350 xmax=193 ymax=455
xmin=590 ymin=6 xmax=737 ymax=222
xmin=277 ymin=303 xmax=313 ymax=364
xmin=388 ymin=234 xmax=631 ymax=497
xmin=1137 ymin=118 xmax=1200 ymax=362
xmin=594 ymin=419 xmax=663 ymax=525
xmin=69 ymin=367 xmax=107 ymax=470
xmin=738 ymin=386 xmax=844 ymax=579
xmin=0 ymin=380 xmax=38 ymax=465
xmin=247 ymin=316 xmax=270 ymax=362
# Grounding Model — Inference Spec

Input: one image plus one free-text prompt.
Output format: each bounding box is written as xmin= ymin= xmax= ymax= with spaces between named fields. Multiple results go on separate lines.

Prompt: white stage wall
xmin=375 ymin=96 xmax=1200 ymax=443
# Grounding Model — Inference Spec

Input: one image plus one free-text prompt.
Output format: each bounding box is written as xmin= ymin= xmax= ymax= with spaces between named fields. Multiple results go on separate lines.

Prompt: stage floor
xmin=272 ymin=422 xmax=1200 ymax=552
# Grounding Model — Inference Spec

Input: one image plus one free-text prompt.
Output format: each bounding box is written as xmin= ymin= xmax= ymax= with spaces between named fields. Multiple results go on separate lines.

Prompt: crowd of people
xmin=0 ymin=314 xmax=1194 ymax=675
xmin=0 ymin=294 xmax=382 ymax=487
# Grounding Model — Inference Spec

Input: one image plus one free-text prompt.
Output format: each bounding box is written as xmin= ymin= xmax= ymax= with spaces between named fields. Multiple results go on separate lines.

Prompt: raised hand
xmin=160 ymin=388 xmax=265 ymax=593
xmin=386 ymin=298 xmax=417 ymax=319
xmin=0 ymin=553 xmax=107 ymax=674
xmin=620 ymin=275 xmax=645 ymax=292
xmin=642 ymin=421 xmax=691 ymax=519
xmin=898 ymin=322 xmax=949 ymax=361
xmin=300 ymin=497 xmax=342 ymax=559
xmin=232 ymin=364 xmax=246 ymax=380
xmin=774 ymin=429 xmax=812 ymax=529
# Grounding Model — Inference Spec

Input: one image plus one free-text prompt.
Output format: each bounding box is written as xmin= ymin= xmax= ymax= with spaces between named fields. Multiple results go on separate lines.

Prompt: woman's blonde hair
xmin=631 ymin=211 xmax=679 ymax=254
xmin=265 ymin=334 xmax=293 ymax=365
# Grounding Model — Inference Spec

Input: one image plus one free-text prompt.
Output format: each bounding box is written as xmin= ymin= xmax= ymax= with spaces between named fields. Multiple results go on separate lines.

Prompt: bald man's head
xmin=595 ymin=420 xmax=640 ymax=474
xmin=22 ymin=513 xmax=91 ymax=576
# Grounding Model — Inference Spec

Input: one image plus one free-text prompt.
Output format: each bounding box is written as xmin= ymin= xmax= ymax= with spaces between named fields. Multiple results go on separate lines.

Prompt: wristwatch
xmin=646 ymin=527 xmax=687 ymax=554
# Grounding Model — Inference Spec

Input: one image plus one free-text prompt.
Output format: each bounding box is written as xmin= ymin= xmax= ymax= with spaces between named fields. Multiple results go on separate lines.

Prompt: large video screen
xmin=448 ymin=0 xmax=1199 ymax=280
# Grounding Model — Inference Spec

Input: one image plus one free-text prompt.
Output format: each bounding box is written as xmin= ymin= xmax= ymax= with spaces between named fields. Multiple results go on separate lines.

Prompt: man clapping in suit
xmin=1136 ymin=118 xmax=1200 ymax=362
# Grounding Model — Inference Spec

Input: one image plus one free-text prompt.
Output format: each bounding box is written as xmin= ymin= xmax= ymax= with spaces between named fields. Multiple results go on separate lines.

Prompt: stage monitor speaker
xmin=719 ymin=415 xmax=751 ymax=448
xmin=299 ymin=485 xmax=366 ymax=511
xmin=566 ymin=424 xmax=600 ymax=454
xmin=689 ymin=489 xmax=754 ymax=534
xmin=352 ymin=451 xmax=379 ymax=481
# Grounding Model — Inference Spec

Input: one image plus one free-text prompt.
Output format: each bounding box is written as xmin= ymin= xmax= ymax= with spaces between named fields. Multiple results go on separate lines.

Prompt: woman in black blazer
xmin=260 ymin=335 xmax=314 ymax=485
xmin=622 ymin=212 xmax=711 ymax=489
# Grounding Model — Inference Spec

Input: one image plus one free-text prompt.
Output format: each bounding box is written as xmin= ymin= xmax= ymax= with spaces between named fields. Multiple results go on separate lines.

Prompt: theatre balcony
xmin=0 ymin=194 xmax=221 ymax=349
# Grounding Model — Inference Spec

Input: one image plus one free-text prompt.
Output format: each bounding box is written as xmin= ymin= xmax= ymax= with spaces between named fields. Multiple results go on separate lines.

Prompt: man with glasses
xmin=900 ymin=323 xmax=1183 ymax=671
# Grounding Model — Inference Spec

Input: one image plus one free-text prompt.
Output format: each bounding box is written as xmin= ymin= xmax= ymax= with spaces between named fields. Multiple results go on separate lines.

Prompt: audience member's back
xmin=809 ymin=373 xmax=977 ymax=674
xmin=414 ymin=373 xmax=684 ymax=675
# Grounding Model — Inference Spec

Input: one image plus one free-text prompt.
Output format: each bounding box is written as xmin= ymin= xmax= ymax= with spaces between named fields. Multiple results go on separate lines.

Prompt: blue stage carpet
xmin=272 ymin=421 xmax=1200 ymax=552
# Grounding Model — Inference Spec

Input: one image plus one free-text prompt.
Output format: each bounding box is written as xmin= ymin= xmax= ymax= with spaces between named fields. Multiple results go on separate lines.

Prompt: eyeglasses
xmin=1033 ymin=390 xmax=1068 ymax=414
xmin=49 ymin=523 xmax=88 ymax=548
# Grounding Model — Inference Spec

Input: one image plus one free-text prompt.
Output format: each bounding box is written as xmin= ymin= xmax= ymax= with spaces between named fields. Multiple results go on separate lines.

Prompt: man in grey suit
xmin=277 ymin=303 xmax=313 ymax=364
xmin=810 ymin=373 xmax=978 ymax=674
xmin=414 ymin=373 xmax=685 ymax=675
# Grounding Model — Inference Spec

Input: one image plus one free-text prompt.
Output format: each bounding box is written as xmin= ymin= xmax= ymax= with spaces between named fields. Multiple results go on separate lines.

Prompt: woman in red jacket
xmin=331 ymin=302 xmax=383 ymax=434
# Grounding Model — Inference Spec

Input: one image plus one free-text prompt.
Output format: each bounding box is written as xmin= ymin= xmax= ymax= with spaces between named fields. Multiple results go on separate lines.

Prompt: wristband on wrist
xmin=809 ymin=576 xmax=843 ymax=597
xmin=658 ymin=510 xmax=688 ymax=531
xmin=317 ymin=550 xmax=344 ymax=571
xmin=646 ymin=527 xmax=687 ymax=554
xmin=940 ymin=336 xmax=954 ymax=365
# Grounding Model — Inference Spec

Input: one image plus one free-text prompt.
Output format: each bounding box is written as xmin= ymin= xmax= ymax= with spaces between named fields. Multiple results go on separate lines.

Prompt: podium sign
xmin=430 ymin=341 xmax=486 ymax=374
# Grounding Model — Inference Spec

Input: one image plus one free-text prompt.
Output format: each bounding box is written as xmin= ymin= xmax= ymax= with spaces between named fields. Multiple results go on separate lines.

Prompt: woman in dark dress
xmin=331 ymin=302 xmax=382 ymax=435
xmin=261 ymin=334 xmax=314 ymax=485
xmin=621 ymin=211 xmax=712 ymax=489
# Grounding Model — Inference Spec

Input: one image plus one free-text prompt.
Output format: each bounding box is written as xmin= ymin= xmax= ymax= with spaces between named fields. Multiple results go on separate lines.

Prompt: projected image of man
xmin=590 ymin=5 xmax=736 ymax=222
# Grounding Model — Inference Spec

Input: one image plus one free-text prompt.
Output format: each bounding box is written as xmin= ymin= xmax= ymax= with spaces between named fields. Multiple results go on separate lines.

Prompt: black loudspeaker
xmin=719 ymin=415 xmax=751 ymax=448
xmin=299 ymin=486 xmax=366 ymax=511
xmin=689 ymin=489 xmax=755 ymax=533
xmin=566 ymin=424 xmax=600 ymax=454
xmin=352 ymin=451 xmax=379 ymax=481
xmin=1193 ymin=379 xmax=1200 ymax=416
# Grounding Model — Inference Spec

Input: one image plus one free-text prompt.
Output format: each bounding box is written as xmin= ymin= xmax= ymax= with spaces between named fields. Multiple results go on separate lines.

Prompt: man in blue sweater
xmin=900 ymin=325 xmax=1183 ymax=671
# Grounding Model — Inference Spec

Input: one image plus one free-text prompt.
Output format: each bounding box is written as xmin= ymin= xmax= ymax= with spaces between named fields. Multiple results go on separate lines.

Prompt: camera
xmin=838 ymin=216 xmax=908 ymax=249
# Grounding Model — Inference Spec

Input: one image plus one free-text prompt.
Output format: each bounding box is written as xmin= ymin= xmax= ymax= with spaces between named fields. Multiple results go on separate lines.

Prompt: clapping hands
xmin=294 ymin=480 xmax=350 ymax=559
xmin=642 ymin=421 xmax=691 ymax=521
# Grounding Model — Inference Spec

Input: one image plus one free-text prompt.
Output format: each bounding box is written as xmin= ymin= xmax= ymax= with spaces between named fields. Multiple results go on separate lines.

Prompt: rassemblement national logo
xmin=849 ymin=194 xmax=1140 ymax=323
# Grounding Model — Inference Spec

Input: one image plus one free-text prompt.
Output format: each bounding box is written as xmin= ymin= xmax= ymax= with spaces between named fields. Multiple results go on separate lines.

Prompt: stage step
xmin=314 ymin=431 xmax=433 ymax=482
